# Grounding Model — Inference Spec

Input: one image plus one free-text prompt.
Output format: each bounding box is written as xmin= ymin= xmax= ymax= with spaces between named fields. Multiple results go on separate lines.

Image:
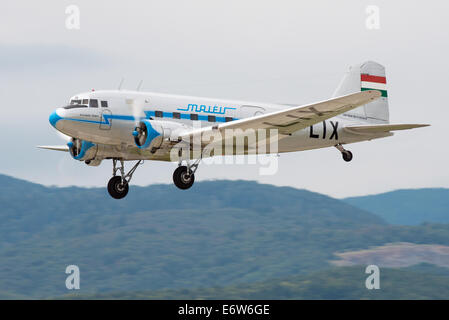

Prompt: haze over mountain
xmin=344 ymin=189 xmax=449 ymax=225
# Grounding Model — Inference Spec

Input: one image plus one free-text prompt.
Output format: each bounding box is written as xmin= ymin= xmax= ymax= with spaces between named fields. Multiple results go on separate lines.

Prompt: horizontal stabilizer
xmin=37 ymin=145 xmax=69 ymax=152
xmin=344 ymin=123 xmax=429 ymax=135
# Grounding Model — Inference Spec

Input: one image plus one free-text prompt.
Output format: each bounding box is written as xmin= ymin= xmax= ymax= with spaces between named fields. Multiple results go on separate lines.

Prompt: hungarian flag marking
xmin=361 ymin=74 xmax=387 ymax=97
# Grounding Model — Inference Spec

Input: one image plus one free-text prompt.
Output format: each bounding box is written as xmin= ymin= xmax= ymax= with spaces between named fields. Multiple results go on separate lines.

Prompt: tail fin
xmin=334 ymin=61 xmax=389 ymax=124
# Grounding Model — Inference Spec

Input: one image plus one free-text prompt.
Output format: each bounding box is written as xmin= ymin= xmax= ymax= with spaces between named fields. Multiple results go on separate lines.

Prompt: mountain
xmin=1 ymin=174 xmax=449 ymax=299
xmin=344 ymin=188 xmax=449 ymax=225
xmin=0 ymin=174 xmax=385 ymax=244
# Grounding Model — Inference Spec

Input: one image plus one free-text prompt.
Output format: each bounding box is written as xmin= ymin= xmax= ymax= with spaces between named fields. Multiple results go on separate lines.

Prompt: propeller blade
xmin=130 ymin=98 xmax=146 ymax=124
xmin=57 ymin=131 xmax=72 ymax=142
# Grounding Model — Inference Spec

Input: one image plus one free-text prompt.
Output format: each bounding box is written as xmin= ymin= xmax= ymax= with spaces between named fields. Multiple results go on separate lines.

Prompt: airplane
xmin=39 ymin=61 xmax=429 ymax=199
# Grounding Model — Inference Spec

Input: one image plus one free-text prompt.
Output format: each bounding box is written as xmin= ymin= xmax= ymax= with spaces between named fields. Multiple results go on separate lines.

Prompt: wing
xmin=180 ymin=90 xmax=381 ymax=145
xmin=344 ymin=123 xmax=430 ymax=135
xmin=37 ymin=145 xmax=69 ymax=152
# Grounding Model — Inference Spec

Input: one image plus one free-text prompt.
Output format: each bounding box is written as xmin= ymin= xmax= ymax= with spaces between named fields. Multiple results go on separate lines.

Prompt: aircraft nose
xmin=49 ymin=108 xmax=64 ymax=128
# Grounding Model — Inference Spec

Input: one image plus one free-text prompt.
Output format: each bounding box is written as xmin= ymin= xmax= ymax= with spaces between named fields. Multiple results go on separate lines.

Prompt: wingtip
xmin=406 ymin=124 xmax=431 ymax=128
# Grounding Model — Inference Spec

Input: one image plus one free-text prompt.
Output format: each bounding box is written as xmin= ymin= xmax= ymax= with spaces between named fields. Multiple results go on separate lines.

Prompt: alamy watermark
xmin=365 ymin=265 xmax=380 ymax=290
xmin=365 ymin=5 xmax=380 ymax=30
xmin=65 ymin=265 xmax=80 ymax=290
xmin=166 ymin=123 xmax=280 ymax=175
xmin=65 ymin=5 xmax=80 ymax=30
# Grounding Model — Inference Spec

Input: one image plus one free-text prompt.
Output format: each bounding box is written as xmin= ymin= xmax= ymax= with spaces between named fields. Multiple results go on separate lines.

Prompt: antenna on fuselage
xmin=136 ymin=80 xmax=143 ymax=91
xmin=118 ymin=77 xmax=124 ymax=90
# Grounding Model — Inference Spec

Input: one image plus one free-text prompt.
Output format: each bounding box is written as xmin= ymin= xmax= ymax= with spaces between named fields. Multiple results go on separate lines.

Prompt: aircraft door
xmin=239 ymin=105 xmax=266 ymax=119
xmin=100 ymin=109 xmax=112 ymax=130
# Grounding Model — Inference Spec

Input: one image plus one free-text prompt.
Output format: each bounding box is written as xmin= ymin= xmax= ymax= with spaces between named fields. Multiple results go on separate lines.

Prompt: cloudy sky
xmin=0 ymin=0 xmax=447 ymax=197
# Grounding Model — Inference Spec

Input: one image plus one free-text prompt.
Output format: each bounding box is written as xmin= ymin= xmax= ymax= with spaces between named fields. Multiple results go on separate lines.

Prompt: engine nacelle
xmin=68 ymin=138 xmax=97 ymax=161
xmin=133 ymin=120 xmax=183 ymax=150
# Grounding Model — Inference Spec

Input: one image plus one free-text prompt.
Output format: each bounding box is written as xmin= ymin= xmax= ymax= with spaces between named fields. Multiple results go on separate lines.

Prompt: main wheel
xmin=173 ymin=166 xmax=195 ymax=190
xmin=107 ymin=176 xmax=129 ymax=199
xmin=342 ymin=150 xmax=353 ymax=162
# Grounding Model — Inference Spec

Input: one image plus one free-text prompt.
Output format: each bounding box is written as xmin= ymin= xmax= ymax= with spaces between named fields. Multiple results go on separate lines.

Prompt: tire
xmin=173 ymin=166 xmax=195 ymax=190
xmin=342 ymin=150 xmax=353 ymax=162
xmin=107 ymin=176 xmax=129 ymax=199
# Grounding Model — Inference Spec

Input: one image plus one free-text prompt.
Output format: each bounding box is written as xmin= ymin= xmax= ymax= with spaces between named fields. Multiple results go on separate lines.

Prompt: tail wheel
xmin=173 ymin=166 xmax=195 ymax=190
xmin=342 ymin=150 xmax=353 ymax=162
xmin=107 ymin=176 xmax=129 ymax=199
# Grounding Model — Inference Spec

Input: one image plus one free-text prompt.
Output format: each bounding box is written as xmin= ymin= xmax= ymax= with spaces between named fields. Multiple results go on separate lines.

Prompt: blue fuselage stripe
xmin=58 ymin=110 xmax=239 ymax=126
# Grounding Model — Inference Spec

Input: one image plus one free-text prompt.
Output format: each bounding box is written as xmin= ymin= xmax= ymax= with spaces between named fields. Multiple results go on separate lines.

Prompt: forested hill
xmin=1 ymin=174 xmax=449 ymax=299
xmin=0 ymin=174 xmax=385 ymax=245
xmin=60 ymin=265 xmax=449 ymax=300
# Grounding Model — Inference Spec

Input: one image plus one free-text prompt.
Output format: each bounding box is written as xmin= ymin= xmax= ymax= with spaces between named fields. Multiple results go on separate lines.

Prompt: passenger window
xmin=155 ymin=111 xmax=163 ymax=117
xmin=82 ymin=99 xmax=88 ymax=105
xmin=173 ymin=112 xmax=181 ymax=119
xmin=190 ymin=114 xmax=198 ymax=120
xmin=89 ymin=99 xmax=98 ymax=108
xmin=101 ymin=101 xmax=108 ymax=108
xmin=225 ymin=117 xmax=233 ymax=122
xmin=208 ymin=115 xmax=216 ymax=122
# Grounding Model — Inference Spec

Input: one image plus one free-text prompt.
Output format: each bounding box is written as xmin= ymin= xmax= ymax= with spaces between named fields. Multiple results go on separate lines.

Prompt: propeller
xmin=67 ymin=138 xmax=82 ymax=157
xmin=54 ymin=129 xmax=78 ymax=154
xmin=129 ymin=98 xmax=147 ymax=144
xmin=57 ymin=131 xmax=72 ymax=142
xmin=55 ymin=130 xmax=77 ymax=153
xmin=133 ymin=122 xmax=148 ymax=147
xmin=130 ymin=98 xmax=146 ymax=125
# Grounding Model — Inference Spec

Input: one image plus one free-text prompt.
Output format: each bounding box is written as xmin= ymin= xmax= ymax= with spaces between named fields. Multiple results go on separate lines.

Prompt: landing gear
xmin=342 ymin=150 xmax=353 ymax=162
xmin=107 ymin=176 xmax=129 ymax=199
xmin=107 ymin=159 xmax=143 ymax=199
xmin=173 ymin=166 xmax=195 ymax=190
xmin=335 ymin=144 xmax=353 ymax=162
xmin=173 ymin=156 xmax=201 ymax=190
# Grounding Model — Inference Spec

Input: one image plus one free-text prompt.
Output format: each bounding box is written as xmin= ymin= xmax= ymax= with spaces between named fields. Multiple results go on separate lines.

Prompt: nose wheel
xmin=335 ymin=144 xmax=353 ymax=162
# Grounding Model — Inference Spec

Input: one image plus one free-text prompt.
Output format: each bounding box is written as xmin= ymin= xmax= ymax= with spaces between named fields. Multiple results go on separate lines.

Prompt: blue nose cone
xmin=49 ymin=110 xmax=62 ymax=128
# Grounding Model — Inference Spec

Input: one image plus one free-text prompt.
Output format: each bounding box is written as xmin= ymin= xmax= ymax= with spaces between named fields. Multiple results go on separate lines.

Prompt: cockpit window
xmin=70 ymin=99 xmax=81 ymax=105
xmin=89 ymin=99 xmax=98 ymax=108
xmin=101 ymin=101 xmax=108 ymax=108
xmin=82 ymin=99 xmax=88 ymax=105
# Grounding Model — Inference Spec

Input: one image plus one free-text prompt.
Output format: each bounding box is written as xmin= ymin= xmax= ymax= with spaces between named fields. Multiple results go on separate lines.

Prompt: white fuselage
xmin=50 ymin=90 xmax=390 ymax=162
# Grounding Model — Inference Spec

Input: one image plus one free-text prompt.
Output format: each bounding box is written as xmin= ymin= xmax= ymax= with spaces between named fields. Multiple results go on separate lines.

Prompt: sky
xmin=0 ymin=0 xmax=447 ymax=198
